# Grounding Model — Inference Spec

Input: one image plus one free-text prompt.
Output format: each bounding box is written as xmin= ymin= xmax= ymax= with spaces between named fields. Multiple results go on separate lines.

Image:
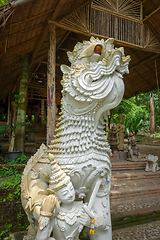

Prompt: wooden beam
xmin=57 ymin=31 xmax=70 ymax=50
xmin=143 ymin=6 xmax=160 ymax=22
xmin=28 ymin=97 xmax=47 ymax=101
xmin=58 ymin=47 xmax=70 ymax=52
xmin=144 ymin=44 xmax=160 ymax=54
xmin=28 ymin=85 xmax=46 ymax=90
xmin=29 ymin=0 xmax=66 ymax=69
xmin=141 ymin=0 xmax=147 ymax=3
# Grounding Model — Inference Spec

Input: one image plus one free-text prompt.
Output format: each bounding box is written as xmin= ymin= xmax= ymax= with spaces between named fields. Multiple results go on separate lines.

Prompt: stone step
xmin=112 ymin=170 xmax=160 ymax=182
xmin=110 ymin=185 xmax=160 ymax=201
xmin=111 ymin=160 xmax=146 ymax=171
xmin=111 ymin=177 xmax=160 ymax=193
xmin=111 ymin=205 xmax=160 ymax=230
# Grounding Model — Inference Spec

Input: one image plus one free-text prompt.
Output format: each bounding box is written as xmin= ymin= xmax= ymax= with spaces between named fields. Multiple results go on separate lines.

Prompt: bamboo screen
xmin=92 ymin=0 xmax=142 ymax=21
xmin=90 ymin=8 xmax=143 ymax=46
xmin=59 ymin=0 xmax=158 ymax=48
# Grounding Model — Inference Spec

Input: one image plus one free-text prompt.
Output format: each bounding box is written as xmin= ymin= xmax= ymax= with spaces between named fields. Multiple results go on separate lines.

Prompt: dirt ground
xmin=137 ymin=144 xmax=160 ymax=161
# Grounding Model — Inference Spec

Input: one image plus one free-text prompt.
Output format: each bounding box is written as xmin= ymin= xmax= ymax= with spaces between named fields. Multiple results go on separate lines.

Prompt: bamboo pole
xmin=47 ymin=23 xmax=56 ymax=146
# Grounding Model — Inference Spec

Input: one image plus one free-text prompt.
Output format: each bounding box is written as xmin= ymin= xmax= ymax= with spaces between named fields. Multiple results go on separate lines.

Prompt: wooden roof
xmin=0 ymin=0 xmax=160 ymax=101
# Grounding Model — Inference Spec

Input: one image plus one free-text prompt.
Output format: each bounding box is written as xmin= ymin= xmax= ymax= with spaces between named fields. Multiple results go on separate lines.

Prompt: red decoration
xmin=94 ymin=45 xmax=102 ymax=54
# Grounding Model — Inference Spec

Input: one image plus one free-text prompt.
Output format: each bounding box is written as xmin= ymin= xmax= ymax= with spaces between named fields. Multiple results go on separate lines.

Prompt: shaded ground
xmin=138 ymin=144 xmax=160 ymax=161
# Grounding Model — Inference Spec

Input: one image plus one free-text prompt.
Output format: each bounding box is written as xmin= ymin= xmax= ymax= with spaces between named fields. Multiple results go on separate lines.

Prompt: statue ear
xmin=104 ymin=38 xmax=114 ymax=52
xmin=47 ymin=188 xmax=55 ymax=195
xmin=60 ymin=64 xmax=71 ymax=74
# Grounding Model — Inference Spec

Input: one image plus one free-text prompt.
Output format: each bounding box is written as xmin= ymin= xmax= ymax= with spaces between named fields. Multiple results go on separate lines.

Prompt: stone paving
xmin=111 ymin=159 xmax=160 ymax=239
xmin=112 ymin=220 xmax=160 ymax=240
xmin=111 ymin=196 xmax=160 ymax=213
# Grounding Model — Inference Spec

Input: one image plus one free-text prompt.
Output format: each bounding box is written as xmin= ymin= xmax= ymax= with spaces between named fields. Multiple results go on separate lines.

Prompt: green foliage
xmin=0 ymin=155 xmax=28 ymax=179
xmin=0 ymin=124 xmax=11 ymax=131
xmin=5 ymin=154 xmax=29 ymax=164
xmin=0 ymin=0 xmax=11 ymax=6
xmin=131 ymin=117 xmax=143 ymax=135
xmin=0 ymin=122 xmax=30 ymax=133
xmin=0 ymin=173 xmax=22 ymax=188
xmin=0 ymin=166 xmax=18 ymax=178
xmin=154 ymin=91 xmax=160 ymax=126
xmin=15 ymin=154 xmax=29 ymax=163
xmin=109 ymin=94 xmax=151 ymax=136
xmin=123 ymin=116 xmax=132 ymax=136
xmin=0 ymin=157 xmax=29 ymax=239
xmin=0 ymin=230 xmax=9 ymax=240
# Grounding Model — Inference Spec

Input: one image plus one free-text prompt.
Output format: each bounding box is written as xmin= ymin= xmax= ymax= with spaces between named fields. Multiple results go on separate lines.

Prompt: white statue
xmin=145 ymin=154 xmax=159 ymax=172
xmin=36 ymin=154 xmax=108 ymax=240
xmin=21 ymin=37 xmax=130 ymax=240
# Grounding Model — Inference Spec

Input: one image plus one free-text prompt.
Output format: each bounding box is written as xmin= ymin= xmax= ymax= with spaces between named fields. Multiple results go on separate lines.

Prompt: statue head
xmin=55 ymin=181 xmax=75 ymax=204
xmin=60 ymin=37 xmax=130 ymax=125
xmin=48 ymin=154 xmax=75 ymax=203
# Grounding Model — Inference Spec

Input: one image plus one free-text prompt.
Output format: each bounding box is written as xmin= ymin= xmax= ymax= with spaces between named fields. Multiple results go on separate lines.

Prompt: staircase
xmin=110 ymin=159 xmax=160 ymax=239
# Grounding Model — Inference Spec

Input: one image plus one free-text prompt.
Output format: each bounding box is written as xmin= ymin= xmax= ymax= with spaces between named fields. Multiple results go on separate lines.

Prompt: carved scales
xmin=48 ymin=37 xmax=130 ymax=168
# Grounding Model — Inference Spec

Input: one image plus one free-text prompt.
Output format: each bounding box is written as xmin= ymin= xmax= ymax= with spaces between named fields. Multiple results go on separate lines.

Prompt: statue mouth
xmin=115 ymin=69 xmax=123 ymax=79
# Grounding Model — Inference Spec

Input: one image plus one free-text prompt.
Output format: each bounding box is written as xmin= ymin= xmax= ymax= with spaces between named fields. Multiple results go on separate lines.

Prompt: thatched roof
xmin=0 ymin=0 xmax=160 ymax=101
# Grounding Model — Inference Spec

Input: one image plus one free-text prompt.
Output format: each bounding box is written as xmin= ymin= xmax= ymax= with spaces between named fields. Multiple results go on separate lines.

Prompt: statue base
xmin=127 ymin=154 xmax=146 ymax=162
xmin=111 ymin=150 xmax=128 ymax=161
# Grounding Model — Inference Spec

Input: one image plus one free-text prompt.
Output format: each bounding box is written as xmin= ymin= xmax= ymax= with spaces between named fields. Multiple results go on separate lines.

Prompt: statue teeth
xmin=79 ymin=145 xmax=82 ymax=152
xmin=75 ymin=147 xmax=78 ymax=152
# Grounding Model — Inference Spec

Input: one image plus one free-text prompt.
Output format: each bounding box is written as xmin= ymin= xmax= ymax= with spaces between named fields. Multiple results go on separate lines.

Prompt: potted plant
xmin=0 ymin=122 xmax=30 ymax=161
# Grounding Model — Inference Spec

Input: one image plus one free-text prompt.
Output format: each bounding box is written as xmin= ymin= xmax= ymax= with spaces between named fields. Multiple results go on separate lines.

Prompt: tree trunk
xmin=47 ymin=23 xmax=56 ymax=146
xmin=8 ymin=101 xmax=17 ymax=152
xmin=15 ymin=54 xmax=29 ymax=152
xmin=149 ymin=93 xmax=155 ymax=134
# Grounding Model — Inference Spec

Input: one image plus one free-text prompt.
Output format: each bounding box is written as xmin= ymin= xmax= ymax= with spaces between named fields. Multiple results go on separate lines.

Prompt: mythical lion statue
xmin=21 ymin=37 xmax=130 ymax=240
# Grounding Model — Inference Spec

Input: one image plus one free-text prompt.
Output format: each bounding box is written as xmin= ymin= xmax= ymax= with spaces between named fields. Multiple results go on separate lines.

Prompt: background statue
xmin=127 ymin=134 xmax=141 ymax=159
xmin=21 ymin=37 xmax=130 ymax=240
xmin=145 ymin=154 xmax=159 ymax=172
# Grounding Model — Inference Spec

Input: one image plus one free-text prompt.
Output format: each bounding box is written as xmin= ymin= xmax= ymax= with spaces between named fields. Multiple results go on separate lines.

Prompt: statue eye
xmin=62 ymin=191 xmax=68 ymax=195
xmin=94 ymin=45 xmax=102 ymax=54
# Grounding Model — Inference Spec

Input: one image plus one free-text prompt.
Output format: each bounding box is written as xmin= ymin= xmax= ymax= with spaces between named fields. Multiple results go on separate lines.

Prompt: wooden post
xmin=15 ymin=54 xmax=29 ymax=152
xmin=47 ymin=23 xmax=56 ymax=146
xmin=149 ymin=92 xmax=155 ymax=134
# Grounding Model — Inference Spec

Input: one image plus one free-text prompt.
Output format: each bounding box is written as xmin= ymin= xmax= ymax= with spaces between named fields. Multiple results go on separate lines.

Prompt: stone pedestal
xmin=111 ymin=150 xmax=128 ymax=161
